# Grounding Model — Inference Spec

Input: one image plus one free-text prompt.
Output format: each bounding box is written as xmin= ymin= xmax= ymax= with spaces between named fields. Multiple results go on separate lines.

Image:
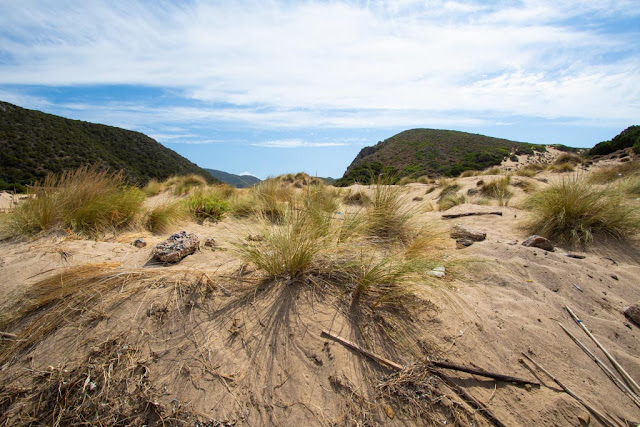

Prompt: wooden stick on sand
xmin=520 ymin=353 xmax=622 ymax=427
xmin=558 ymin=322 xmax=640 ymax=409
xmin=565 ymin=305 xmax=640 ymax=396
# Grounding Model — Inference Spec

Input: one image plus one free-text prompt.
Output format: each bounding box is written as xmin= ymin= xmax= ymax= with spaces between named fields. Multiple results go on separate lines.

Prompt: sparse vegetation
xmin=524 ymin=175 xmax=640 ymax=246
xmin=437 ymin=193 xmax=466 ymax=211
xmin=588 ymin=160 xmax=639 ymax=184
xmin=143 ymin=202 xmax=186 ymax=233
xmin=343 ymin=189 xmax=371 ymax=206
xmin=365 ymin=178 xmax=413 ymax=243
xmin=547 ymin=162 xmax=575 ymax=173
xmin=481 ymin=176 xmax=513 ymax=205
xmin=554 ymin=153 xmax=582 ymax=165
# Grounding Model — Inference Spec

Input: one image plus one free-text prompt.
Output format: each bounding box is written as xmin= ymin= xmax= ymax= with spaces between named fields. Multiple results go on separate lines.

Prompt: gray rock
xmin=522 ymin=235 xmax=554 ymax=252
xmin=456 ymin=238 xmax=474 ymax=249
xmin=450 ymin=225 xmax=486 ymax=241
xmin=428 ymin=266 xmax=445 ymax=278
xmin=153 ymin=231 xmax=199 ymax=263
xmin=624 ymin=303 xmax=640 ymax=326
xmin=132 ymin=238 xmax=147 ymax=248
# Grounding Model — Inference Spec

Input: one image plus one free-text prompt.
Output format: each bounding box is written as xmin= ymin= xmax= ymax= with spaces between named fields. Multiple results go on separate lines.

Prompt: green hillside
xmin=0 ymin=101 xmax=217 ymax=192
xmin=336 ymin=128 xmax=548 ymax=185
xmin=589 ymin=125 xmax=640 ymax=156
xmin=204 ymin=169 xmax=261 ymax=188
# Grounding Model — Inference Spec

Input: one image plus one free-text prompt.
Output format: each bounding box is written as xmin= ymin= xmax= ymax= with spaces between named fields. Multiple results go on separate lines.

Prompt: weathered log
xmin=441 ymin=211 xmax=503 ymax=219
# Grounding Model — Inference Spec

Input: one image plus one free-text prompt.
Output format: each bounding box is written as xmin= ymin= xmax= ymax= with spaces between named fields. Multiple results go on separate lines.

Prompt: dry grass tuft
xmin=547 ymin=162 xmax=575 ymax=173
xmin=142 ymin=178 xmax=164 ymax=196
xmin=555 ymin=153 xmax=583 ymax=165
xmin=365 ymin=178 xmax=414 ymax=243
xmin=143 ymin=201 xmax=186 ymax=233
xmin=524 ymin=174 xmax=640 ymax=246
xmin=342 ymin=189 xmax=371 ymax=206
xmin=588 ymin=160 xmax=639 ymax=184
xmin=1 ymin=166 xmax=145 ymax=238
xmin=481 ymin=176 xmax=513 ymax=206
xmin=164 ymin=174 xmax=208 ymax=195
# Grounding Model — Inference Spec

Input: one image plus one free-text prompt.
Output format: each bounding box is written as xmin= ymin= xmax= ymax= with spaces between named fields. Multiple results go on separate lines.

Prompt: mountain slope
xmin=337 ymin=128 xmax=547 ymax=185
xmin=0 ymin=101 xmax=218 ymax=191
xmin=204 ymin=169 xmax=261 ymax=188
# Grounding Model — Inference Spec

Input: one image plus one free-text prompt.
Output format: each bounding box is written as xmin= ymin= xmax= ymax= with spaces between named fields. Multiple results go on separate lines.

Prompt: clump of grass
xmin=437 ymin=194 xmax=466 ymax=211
xmin=511 ymin=179 xmax=538 ymax=193
xmin=143 ymin=179 xmax=164 ymax=196
xmin=1 ymin=166 xmax=145 ymax=237
xmin=547 ymin=163 xmax=575 ymax=173
xmin=555 ymin=153 xmax=583 ymax=165
xmin=516 ymin=164 xmax=545 ymax=177
xmin=417 ymin=176 xmax=434 ymax=184
xmin=249 ymin=178 xmax=294 ymax=222
xmin=185 ymin=189 xmax=229 ymax=221
xmin=143 ymin=202 xmax=186 ymax=233
xmin=365 ymin=178 xmax=413 ymax=243
xmin=397 ymin=177 xmax=414 ymax=186
xmin=438 ymin=181 xmax=460 ymax=199
xmin=483 ymin=166 xmax=503 ymax=175
xmin=459 ymin=170 xmax=480 ymax=177
xmin=588 ymin=160 xmax=639 ymax=184
xmin=524 ymin=175 xmax=640 ymax=246
xmin=228 ymin=192 xmax=255 ymax=218
xmin=165 ymin=174 xmax=208 ymax=195
xmin=343 ymin=190 xmax=371 ymax=206
xmin=481 ymin=176 xmax=513 ymax=205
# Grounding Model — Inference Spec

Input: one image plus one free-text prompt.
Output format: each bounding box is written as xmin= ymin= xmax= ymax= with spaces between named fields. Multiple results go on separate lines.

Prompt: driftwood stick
xmin=437 ymin=372 xmax=508 ymax=427
xmin=441 ymin=211 xmax=503 ymax=219
xmin=565 ymin=305 xmax=640 ymax=395
xmin=321 ymin=330 xmax=403 ymax=370
xmin=520 ymin=353 xmax=621 ymax=427
xmin=321 ymin=331 xmax=509 ymax=427
xmin=430 ymin=360 xmax=540 ymax=387
xmin=0 ymin=331 xmax=17 ymax=339
xmin=559 ymin=322 xmax=640 ymax=409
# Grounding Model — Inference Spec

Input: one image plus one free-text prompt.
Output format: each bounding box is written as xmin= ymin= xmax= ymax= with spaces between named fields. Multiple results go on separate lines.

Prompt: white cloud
xmin=0 ymin=0 xmax=638 ymax=127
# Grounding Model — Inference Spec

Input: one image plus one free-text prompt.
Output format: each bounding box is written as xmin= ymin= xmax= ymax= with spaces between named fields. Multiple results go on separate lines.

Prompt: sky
xmin=0 ymin=1 xmax=638 ymax=179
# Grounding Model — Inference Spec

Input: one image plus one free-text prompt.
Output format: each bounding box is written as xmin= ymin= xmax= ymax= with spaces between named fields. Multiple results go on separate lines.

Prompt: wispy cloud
xmin=252 ymin=139 xmax=346 ymax=148
xmin=0 ymin=0 xmax=638 ymax=128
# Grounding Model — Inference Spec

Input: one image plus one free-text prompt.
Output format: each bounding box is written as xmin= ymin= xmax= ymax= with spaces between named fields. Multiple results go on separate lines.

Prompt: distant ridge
xmin=204 ymin=169 xmax=261 ymax=188
xmin=0 ymin=101 xmax=218 ymax=191
xmin=336 ymin=128 xmax=549 ymax=185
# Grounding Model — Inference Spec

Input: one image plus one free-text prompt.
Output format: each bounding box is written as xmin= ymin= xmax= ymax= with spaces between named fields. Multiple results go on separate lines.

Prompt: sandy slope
xmin=0 ymin=160 xmax=639 ymax=426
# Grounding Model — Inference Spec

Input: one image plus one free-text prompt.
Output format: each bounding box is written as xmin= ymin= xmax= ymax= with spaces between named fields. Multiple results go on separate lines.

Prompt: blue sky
xmin=0 ymin=1 xmax=638 ymax=179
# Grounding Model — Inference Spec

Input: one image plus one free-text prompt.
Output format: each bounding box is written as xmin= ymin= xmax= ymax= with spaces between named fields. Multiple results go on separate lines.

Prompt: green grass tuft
xmin=524 ymin=175 xmax=640 ymax=246
xmin=185 ymin=190 xmax=229 ymax=222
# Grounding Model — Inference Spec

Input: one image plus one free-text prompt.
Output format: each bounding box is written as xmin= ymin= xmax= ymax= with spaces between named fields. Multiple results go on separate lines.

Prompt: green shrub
xmin=185 ymin=190 xmax=229 ymax=221
xmin=524 ymin=175 xmax=640 ymax=246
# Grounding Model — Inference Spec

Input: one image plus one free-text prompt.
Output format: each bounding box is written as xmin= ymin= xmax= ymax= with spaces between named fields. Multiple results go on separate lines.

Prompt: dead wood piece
xmin=558 ymin=323 xmax=640 ymax=409
xmin=441 ymin=211 xmax=503 ymax=219
xmin=0 ymin=331 xmax=17 ymax=339
xmin=520 ymin=353 xmax=621 ymax=427
xmin=449 ymin=225 xmax=486 ymax=241
xmin=321 ymin=330 xmax=403 ymax=370
xmin=431 ymin=360 xmax=539 ymax=387
xmin=565 ymin=306 xmax=640 ymax=396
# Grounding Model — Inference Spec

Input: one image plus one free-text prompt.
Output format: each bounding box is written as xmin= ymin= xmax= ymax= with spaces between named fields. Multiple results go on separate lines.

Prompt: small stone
xmin=450 ymin=225 xmax=486 ymax=242
xmin=456 ymin=238 xmax=474 ymax=249
xmin=247 ymin=234 xmax=265 ymax=242
xmin=522 ymin=235 xmax=554 ymax=252
xmin=204 ymin=238 xmax=217 ymax=248
xmin=428 ymin=266 xmax=446 ymax=278
xmin=611 ymin=274 xmax=619 ymax=281
xmin=132 ymin=238 xmax=147 ymax=248
xmin=152 ymin=231 xmax=199 ymax=263
xmin=384 ymin=404 xmax=395 ymax=419
xmin=624 ymin=303 xmax=640 ymax=326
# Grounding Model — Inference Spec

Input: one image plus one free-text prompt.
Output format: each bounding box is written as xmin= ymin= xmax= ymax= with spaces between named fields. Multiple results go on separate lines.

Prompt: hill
xmin=204 ymin=169 xmax=261 ymax=188
xmin=0 ymin=101 xmax=217 ymax=192
xmin=336 ymin=128 xmax=548 ymax=185
xmin=589 ymin=125 xmax=640 ymax=156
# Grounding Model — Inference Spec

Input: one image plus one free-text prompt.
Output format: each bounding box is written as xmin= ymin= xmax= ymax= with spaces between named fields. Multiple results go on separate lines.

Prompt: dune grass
xmin=588 ymin=160 xmax=639 ymax=184
xmin=165 ymin=174 xmax=208 ymax=195
xmin=342 ymin=189 xmax=371 ymax=206
xmin=143 ymin=202 xmax=186 ymax=233
xmin=185 ymin=189 xmax=230 ymax=222
xmin=480 ymin=176 xmax=512 ymax=206
xmin=143 ymin=179 xmax=164 ymax=196
xmin=547 ymin=162 xmax=575 ymax=173
xmin=524 ymin=174 xmax=640 ymax=246
xmin=1 ymin=166 xmax=145 ymax=237
xmin=516 ymin=164 xmax=545 ymax=177
xmin=554 ymin=153 xmax=583 ymax=165
xmin=365 ymin=178 xmax=414 ymax=243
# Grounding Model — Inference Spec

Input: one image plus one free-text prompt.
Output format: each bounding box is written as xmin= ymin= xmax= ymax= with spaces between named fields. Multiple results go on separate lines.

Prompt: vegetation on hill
xmin=589 ymin=125 xmax=640 ymax=156
xmin=0 ymin=101 xmax=217 ymax=192
xmin=204 ymin=169 xmax=261 ymax=188
xmin=336 ymin=128 xmax=548 ymax=186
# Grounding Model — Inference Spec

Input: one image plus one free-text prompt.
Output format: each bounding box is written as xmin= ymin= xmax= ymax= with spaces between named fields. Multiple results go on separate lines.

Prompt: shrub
xmin=524 ymin=175 xmax=640 ymax=246
xmin=185 ymin=190 xmax=229 ymax=221
xmin=1 ymin=166 xmax=145 ymax=237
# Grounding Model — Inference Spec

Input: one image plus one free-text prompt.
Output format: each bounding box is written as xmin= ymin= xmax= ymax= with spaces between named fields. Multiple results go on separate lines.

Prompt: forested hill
xmin=336 ymin=128 xmax=548 ymax=185
xmin=0 ymin=101 xmax=217 ymax=191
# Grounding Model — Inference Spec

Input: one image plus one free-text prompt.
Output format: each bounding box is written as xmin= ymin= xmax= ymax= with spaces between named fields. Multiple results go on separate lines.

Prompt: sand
xmin=0 ymin=152 xmax=639 ymax=426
